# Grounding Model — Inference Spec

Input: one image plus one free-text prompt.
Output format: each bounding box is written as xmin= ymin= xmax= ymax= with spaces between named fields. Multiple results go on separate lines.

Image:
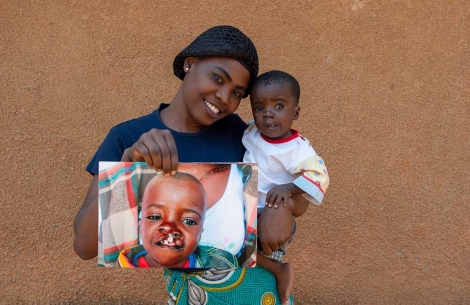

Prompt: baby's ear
xmin=294 ymin=105 xmax=300 ymax=120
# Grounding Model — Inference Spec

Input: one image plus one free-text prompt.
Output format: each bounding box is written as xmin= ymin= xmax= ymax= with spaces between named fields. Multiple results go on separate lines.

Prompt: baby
xmin=243 ymin=70 xmax=330 ymax=304
xmin=118 ymin=171 xmax=239 ymax=269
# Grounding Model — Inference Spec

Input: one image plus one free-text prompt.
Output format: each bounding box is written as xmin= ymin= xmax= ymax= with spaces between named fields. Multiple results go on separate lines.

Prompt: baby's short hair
xmin=145 ymin=172 xmax=206 ymax=202
xmin=252 ymin=70 xmax=300 ymax=104
xmin=166 ymin=172 xmax=203 ymax=186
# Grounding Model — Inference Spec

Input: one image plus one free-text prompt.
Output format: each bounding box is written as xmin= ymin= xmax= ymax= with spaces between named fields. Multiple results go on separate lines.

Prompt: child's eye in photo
xmin=183 ymin=218 xmax=198 ymax=226
xmin=275 ymin=104 xmax=284 ymax=109
xmin=147 ymin=215 xmax=162 ymax=221
xmin=254 ymin=106 xmax=263 ymax=112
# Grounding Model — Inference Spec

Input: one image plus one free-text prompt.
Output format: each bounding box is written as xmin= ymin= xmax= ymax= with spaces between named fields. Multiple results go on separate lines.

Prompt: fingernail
xmin=164 ymin=172 xmax=170 ymax=177
xmin=171 ymin=170 xmax=176 ymax=176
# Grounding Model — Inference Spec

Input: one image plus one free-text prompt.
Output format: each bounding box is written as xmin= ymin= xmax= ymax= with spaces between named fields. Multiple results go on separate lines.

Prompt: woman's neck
xmin=160 ymin=90 xmax=205 ymax=133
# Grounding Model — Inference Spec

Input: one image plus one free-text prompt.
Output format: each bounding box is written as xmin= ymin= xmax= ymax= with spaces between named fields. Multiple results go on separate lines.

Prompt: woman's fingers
xmin=127 ymin=129 xmax=179 ymax=174
xmin=149 ymin=129 xmax=178 ymax=174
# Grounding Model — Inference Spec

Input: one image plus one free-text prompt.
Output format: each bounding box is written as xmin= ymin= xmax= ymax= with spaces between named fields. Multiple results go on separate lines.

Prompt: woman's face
xmin=181 ymin=56 xmax=250 ymax=127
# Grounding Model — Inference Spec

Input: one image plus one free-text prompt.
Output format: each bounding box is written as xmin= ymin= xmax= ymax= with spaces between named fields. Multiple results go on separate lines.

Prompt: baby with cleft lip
xmin=118 ymin=171 xmax=239 ymax=269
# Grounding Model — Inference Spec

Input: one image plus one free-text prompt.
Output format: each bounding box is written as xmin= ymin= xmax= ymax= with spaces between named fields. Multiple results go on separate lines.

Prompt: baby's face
xmin=140 ymin=177 xmax=206 ymax=268
xmin=250 ymin=83 xmax=300 ymax=140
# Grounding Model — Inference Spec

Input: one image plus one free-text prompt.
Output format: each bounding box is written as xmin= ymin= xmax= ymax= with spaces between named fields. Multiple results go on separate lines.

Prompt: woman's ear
xmin=184 ymin=57 xmax=198 ymax=72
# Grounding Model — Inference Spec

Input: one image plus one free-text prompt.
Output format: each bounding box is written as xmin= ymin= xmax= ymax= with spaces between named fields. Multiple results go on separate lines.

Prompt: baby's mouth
xmin=264 ymin=123 xmax=278 ymax=128
xmin=156 ymin=233 xmax=183 ymax=249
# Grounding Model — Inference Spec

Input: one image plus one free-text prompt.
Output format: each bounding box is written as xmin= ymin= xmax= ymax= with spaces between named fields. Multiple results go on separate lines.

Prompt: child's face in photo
xmin=250 ymin=83 xmax=300 ymax=140
xmin=140 ymin=176 xmax=206 ymax=268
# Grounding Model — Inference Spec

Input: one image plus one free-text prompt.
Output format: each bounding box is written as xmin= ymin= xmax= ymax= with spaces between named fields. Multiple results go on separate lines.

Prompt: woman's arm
xmin=73 ymin=175 xmax=99 ymax=259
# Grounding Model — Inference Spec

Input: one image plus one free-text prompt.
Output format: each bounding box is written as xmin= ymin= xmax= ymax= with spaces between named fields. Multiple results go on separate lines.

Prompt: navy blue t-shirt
xmin=87 ymin=103 xmax=248 ymax=174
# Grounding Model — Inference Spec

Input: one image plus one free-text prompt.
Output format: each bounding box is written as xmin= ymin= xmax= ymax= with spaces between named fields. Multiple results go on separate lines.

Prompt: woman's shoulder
xmin=112 ymin=107 xmax=164 ymax=132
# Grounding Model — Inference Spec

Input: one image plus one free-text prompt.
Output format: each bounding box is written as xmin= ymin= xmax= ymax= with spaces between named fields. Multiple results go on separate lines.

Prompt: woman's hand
xmin=258 ymin=206 xmax=294 ymax=256
xmin=258 ymin=194 xmax=309 ymax=256
xmin=122 ymin=129 xmax=179 ymax=175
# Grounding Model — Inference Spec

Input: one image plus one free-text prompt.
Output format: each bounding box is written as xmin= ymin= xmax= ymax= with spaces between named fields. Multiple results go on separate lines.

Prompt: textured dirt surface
xmin=1 ymin=1 xmax=469 ymax=304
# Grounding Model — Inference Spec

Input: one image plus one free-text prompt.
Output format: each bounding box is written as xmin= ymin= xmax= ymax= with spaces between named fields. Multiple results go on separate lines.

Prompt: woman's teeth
xmin=205 ymin=101 xmax=220 ymax=114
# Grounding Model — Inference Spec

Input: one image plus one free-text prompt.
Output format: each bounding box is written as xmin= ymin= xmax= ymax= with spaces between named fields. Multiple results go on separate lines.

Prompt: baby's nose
xmin=159 ymin=221 xmax=179 ymax=234
xmin=263 ymin=110 xmax=274 ymax=118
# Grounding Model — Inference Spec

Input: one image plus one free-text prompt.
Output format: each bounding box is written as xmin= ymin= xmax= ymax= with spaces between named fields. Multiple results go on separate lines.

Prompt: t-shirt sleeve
xmin=280 ymin=137 xmax=330 ymax=205
xmin=86 ymin=127 xmax=129 ymax=175
xmin=291 ymin=155 xmax=329 ymax=205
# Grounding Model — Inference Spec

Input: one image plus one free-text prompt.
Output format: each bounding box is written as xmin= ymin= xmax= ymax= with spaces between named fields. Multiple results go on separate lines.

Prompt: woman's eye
xmin=147 ymin=215 xmax=162 ymax=221
xmin=275 ymin=104 xmax=284 ymax=109
xmin=213 ymin=73 xmax=222 ymax=84
xmin=183 ymin=219 xmax=198 ymax=226
xmin=233 ymin=91 xmax=242 ymax=99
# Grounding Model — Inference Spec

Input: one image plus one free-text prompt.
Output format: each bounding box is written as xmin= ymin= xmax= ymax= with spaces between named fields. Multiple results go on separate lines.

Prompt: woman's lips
xmin=204 ymin=100 xmax=221 ymax=117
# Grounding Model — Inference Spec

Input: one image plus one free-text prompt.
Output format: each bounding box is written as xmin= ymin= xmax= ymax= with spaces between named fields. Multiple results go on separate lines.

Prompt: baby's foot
xmin=275 ymin=263 xmax=294 ymax=305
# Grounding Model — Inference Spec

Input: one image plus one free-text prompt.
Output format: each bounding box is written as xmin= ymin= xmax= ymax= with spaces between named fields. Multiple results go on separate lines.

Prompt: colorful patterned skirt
xmin=164 ymin=266 xmax=293 ymax=305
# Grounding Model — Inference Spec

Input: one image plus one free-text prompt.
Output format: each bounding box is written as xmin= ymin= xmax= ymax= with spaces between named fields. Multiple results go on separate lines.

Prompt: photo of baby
xmin=97 ymin=162 xmax=258 ymax=269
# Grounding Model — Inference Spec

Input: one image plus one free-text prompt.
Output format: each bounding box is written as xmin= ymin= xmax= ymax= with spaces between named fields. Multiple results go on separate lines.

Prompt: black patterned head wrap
xmin=173 ymin=25 xmax=259 ymax=97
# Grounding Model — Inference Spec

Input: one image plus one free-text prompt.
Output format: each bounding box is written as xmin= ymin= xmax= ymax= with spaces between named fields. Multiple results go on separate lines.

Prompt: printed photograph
xmin=97 ymin=162 xmax=258 ymax=269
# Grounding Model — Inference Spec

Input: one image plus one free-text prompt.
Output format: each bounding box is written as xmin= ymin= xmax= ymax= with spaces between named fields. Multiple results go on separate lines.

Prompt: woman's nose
xmin=215 ymin=88 xmax=230 ymax=105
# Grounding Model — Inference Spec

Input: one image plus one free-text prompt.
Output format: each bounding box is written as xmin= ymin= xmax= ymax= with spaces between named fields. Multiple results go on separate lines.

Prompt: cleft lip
xmin=154 ymin=233 xmax=183 ymax=249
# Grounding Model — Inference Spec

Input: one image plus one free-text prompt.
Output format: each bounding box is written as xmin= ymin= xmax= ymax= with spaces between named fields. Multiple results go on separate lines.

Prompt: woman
xmin=74 ymin=25 xmax=300 ymax=305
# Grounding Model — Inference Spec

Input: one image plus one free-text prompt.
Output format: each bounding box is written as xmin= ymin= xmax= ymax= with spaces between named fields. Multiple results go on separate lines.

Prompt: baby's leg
xmin=257 ymin=253 xmax=294 ymax=305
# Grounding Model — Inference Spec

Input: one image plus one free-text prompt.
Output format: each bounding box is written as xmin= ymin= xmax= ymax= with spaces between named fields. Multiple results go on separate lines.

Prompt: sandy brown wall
xmin=1 ymin=0 xmax=469 ymax=304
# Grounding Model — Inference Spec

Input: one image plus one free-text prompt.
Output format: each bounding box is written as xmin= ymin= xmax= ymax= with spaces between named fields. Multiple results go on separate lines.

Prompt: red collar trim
xmin=261 ymin=129 xmax=299 ymax=144
xmin=137 ymin=256 xmax=150 ymax=268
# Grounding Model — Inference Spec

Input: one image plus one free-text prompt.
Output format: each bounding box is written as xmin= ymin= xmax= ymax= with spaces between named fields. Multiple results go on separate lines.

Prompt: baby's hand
xmin=266 ymin=184 xmax=295 ymax=208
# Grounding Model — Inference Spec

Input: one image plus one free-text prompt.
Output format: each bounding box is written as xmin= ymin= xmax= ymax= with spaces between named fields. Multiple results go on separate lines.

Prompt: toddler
xmin=243 ymin=70 xmax=330 ymax=304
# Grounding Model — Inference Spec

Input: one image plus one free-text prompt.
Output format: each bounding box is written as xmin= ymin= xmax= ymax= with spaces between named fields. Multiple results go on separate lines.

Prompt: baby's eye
xmin=183 ymin=219 xmax=198 ymax=226
xmin=213 ymin=73 xmax=223 ymax=84
xmin=147 ymin=215 xmax=162 ymax=221
xmin=253 ymin=106 xmax=263 ymax=112
xmin=275 ymin=104 xmax=284 ymax=109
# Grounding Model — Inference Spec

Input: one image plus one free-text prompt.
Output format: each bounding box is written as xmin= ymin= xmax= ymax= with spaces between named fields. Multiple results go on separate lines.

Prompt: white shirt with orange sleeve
xmin=242 ymin=124 xmax=329 ymax=208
